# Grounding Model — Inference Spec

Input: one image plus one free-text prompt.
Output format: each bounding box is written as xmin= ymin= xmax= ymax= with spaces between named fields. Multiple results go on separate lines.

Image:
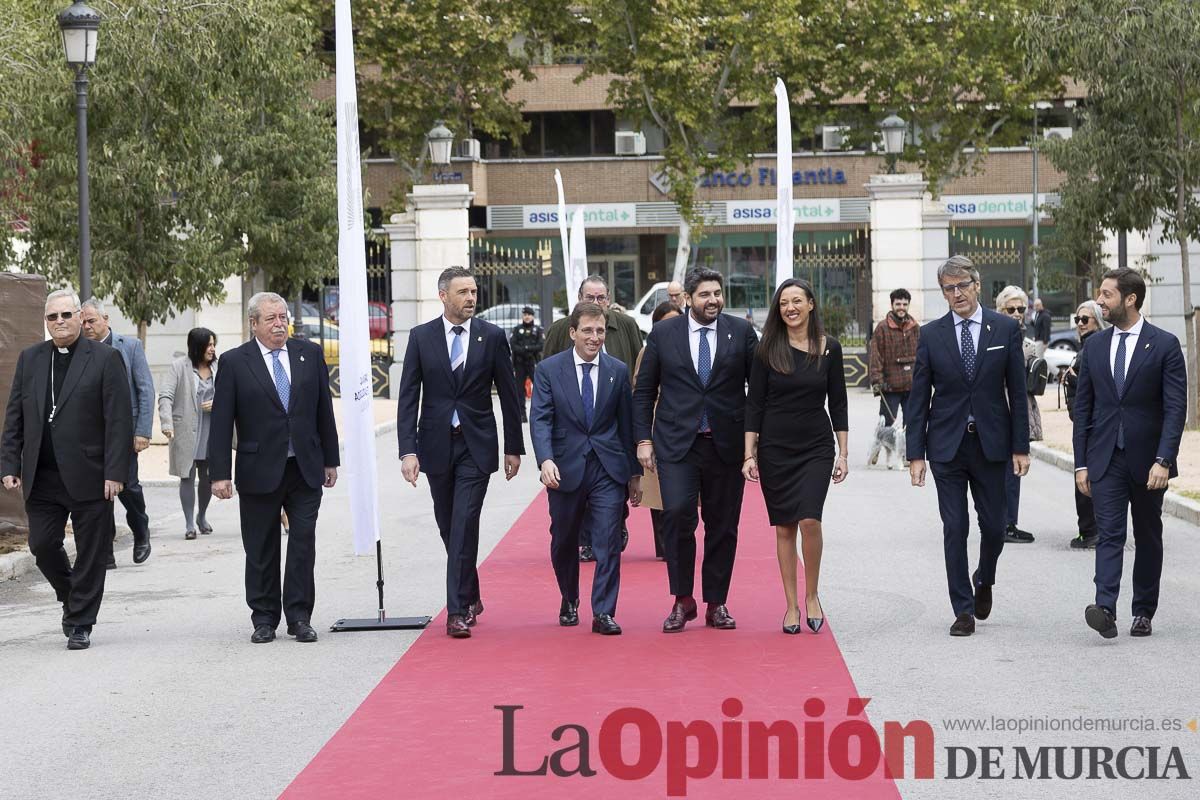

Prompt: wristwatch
xmin=1155 ymin=457 xmax=1172 ymax=468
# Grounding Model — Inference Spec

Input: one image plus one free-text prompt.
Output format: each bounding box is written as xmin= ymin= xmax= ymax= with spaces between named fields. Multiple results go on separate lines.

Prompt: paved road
xmin=1 ymin=391 xmax=1196 ymax=799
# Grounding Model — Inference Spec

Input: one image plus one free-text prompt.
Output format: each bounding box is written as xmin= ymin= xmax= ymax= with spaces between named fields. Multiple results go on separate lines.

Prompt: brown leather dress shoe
xmin=949 ymin=613 xmax=975 ymax=636
xmin=446 ymin=614 xmax=471 ymax=638
xmin=705 ymin=604 xmax=736 ymax=630
xmin=465 ymin=599 xmax=484 ymax=627
xmin=662 ymin=597 xmax=698 ymax=633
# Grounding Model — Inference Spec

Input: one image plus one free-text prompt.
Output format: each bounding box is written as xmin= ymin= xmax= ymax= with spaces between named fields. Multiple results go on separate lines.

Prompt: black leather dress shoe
xmin=579 ymin=545 xmax=595 ymax=562
xmin=974 ymin=583 xmax=993 ymax=620
xmin=705 ymin=604 xmax=736 ymax=630
xmin=288 ymin=621 xmax=318 ymax=643
xmin=949 ymin=613 xmax=975 ymax=636
xmin=592 ymin=614 xmax=622 ymax=635
xmin=1004 ymin=524 xmax=1035 ymax=543
xmin=446 ymin=614 xmax=471 ymax=638
xmin=67 ymin=628 xmax=91 ymax=650
xmin=132 ymin=533 xmax=152 ymax=564
xmin=663 ymin=597 xmax=698 ymax=633
xmin=1085 ymin=604 xmax=1117 ymax=639
xmin=250 ymin=624 xmax=276 ymax=644
xmin=559 ymin=598 xmax=579 ymax=627
xmin=105 ymin=552 xmax=117 ymax=570
xmin=1130 ymin=616 xmax=1152 ymax=637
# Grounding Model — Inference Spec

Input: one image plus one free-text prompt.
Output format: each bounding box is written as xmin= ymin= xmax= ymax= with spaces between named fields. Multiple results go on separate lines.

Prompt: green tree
xmin=1028 ymin=0 xmax=1200 ymax=427
xmin=11 ymin=0 xmax=335 ymax=339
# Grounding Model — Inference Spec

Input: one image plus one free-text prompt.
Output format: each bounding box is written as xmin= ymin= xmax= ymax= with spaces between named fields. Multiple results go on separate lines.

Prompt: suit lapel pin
xmin=609 ymin=375 xmax=614 ymax=383
xmin=477 ymin=336 xmax=483 ymax=342
xmin=986 ymin=324 xmax=992 ymax=332
xmin=727 ymin=333 xmax=732 ymax=340
xmin=299 ymin=355 xmax=305 ymax=362
xmin=1144 ymin=343 xmax=1150 ymax=350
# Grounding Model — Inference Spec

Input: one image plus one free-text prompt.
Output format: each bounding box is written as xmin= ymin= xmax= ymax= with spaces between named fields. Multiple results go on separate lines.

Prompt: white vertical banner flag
xmin=775 ymin=78 xmax=795 ymax=289
xmin=335 ymin=0 xmax=380 ymax=556
xmin=553 ymin=170 xmax=572 ymax=298
xmin=569 ymin=206 xmax=588 ymax=295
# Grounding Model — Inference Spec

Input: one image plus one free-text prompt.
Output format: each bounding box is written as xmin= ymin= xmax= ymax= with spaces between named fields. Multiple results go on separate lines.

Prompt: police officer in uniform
xmin=510 ymin=306 xmax=544 ymax=423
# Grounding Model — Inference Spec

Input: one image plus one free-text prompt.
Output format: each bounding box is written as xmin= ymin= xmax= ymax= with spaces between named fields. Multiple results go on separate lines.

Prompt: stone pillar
xmin=867 ymin=173 xmax=931 ymax=323
xmin=385 ymin=183 xmax=474 ymax=397
xmin=920 ymin=198 xmax=953 ymax=323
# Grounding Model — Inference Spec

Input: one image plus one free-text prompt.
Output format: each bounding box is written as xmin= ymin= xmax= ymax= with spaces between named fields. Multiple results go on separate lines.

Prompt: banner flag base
xmin=330 ymin=540 xmax=431 ymax=632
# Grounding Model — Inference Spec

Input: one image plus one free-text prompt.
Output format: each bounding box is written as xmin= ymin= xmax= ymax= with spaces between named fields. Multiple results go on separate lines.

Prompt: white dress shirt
xmin=952 ymin=303 xmax=984 ymax=358
xmin=257 ymin=338 xmax=292 ymax=383
xmin=687 ymin=313 xmax=719 ymax=374
xmin=1109 ymin=315 xmax=1143 ymax=378
xmin=443 ymin=316 xmax=472 ymax=363
xmin=573 ymin=348 xmax=600 ymax=408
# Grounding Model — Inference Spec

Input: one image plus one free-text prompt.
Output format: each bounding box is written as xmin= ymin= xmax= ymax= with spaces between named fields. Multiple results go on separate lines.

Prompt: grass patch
xmin=1177 ymin=489 xmax=1200 ymax=503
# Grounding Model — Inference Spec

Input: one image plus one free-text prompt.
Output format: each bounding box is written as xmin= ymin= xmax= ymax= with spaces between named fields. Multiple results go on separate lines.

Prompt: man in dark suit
xmin=1029 ymin=298 xmax=1052 ymax=349
xmin=397 ymin=266 xmax=525 ymax=638
xmin=80 ymin=297 xmax=154 ymax=566
xmin=2 ymin=289 xmax=132 ymax=650
xmin=530 ymin=303 xmax=641 ymax=635
xmin=633 ymin=268 xmax=758 ymax=633
xmin=209 ymin=292 xmax=340 ymax=644
xmin=906 ymin=256 xmax=1029 ymax=637
xmin=543 ymin=274 xmax=642 ymax=561
xmin=1073 ymin=268 xmax=1186 ymax=639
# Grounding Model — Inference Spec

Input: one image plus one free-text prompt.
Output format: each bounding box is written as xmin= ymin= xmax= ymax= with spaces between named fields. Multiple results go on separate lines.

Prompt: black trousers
xmin=547 ymin=453 xmax=624 ymax=617
xmin=1075 ymin=485 xmax=1097 ymax=537
xmin=428 ymin=433 xmax=489 ymax=616
xmin=880 ymin=391 xmax=909 ymax=423
xmin=116 ymin=449 xmax=150 ymax=542
xmin=1091 ymin=448 xmax=1165 ymax=618
xmin=514 ymin=360 xmax=536 ymax=415
xmin=650 ymin=509 xmax=666 ymax=558
xmin=1004 ymin=467 xmax=1021 ymax=527
xmin=658 ymin=434 xmax=744 ymax=604
xmin=930 ymin=431 xmax=1007 ymax=616
xmin=237 ymin=458 xmax=322 ymax=628
xmin=26 ymin=468 xmax=115 ymax=629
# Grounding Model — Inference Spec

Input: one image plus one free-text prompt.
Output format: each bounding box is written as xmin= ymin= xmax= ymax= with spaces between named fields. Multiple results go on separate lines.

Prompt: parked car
xmin=295 ymin=317 xmax=393 ymax=364
xmin=1048 ymin=326 xmax=1080 ymax=352
xmin=476 ymin=303 xmax=563 ymax=335
xmin=630 ymin=282 xmax=670 ymax=335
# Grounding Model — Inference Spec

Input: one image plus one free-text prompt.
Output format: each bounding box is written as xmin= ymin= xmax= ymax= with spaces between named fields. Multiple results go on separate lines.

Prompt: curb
xmin=1 ymin=525 xmax=132 ymax=582
xmin=1029 ymin=442 xmax=1200 ymax=527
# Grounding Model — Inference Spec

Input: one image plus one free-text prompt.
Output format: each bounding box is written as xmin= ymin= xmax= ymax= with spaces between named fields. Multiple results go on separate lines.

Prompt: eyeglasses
xmin=45 ymin=311 xmax=75 ymax=322
xmin=1005 ymin=306 xmax=1027 ymax=315
xmin=1074 ymin=315 xmax=1094 ymax=325
xmin=940 ymin=279 xmax=976 ymax=296
xmin=581 ymin=293 xmax=608 ymax=304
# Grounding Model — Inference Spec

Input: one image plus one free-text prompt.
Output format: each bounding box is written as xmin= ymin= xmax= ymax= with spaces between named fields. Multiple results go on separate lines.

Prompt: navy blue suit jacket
xmin=208 ymin=338 xmax=340 ymax=494
xmin=905 ymin=307 xmax=1029 ymax=463
xmin=530 ymin=350 xmax=640 ymax=493
xmin=1071 ymin=321 xmax=1186 ymax=483
xmin=395 ymin=316 xmax=524 ymax=475
xmin=632 ymin=313 xmax=758 ymax=466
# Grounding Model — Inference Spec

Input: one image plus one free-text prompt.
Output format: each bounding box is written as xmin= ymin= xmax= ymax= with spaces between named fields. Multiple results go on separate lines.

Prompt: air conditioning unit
xmin=818 ymin=125 xmax=849 ymax=151
xmin=1043 ymin=127 xmax=1074 ymax=141
xmin=456 ymin=138 xmax=481 ymax=160
xmin=615 ymin=131 xmax=647 ymax=156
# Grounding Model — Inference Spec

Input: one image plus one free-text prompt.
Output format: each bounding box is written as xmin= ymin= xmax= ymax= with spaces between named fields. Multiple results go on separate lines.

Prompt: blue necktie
xmin=450 ymin=325 xmax=465 ymax=426
xmin=1113 ymin=332 xmax=1129 ymax=448
xmin=271 ymin=349 xmax=291 ymax=409
xmin=697 ymin=327 xmax=711 ymax=432
xmin=580 ymin=362 xmax=594 ymax=429
xmin=960 ymin=320 xmax=976 ymax=383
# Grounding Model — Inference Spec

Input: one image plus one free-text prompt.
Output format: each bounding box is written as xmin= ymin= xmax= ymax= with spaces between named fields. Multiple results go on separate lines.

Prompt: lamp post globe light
xmin=58 ymin=1 xmax=101 ymax=302
xmin=427 ymin=120 xmax=454 ymax=168
xmin=879 ymin=113 xmax=906 ymax=175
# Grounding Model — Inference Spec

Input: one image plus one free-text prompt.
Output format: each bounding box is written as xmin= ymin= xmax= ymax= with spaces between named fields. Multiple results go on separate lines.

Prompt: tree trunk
xmin=672 ymin=219 xmax=691 ymax=283
xmin=137 ymin=319 xmax=148 ymax=347
xmin=1176 ymin=94 xmax=1197 ymax=428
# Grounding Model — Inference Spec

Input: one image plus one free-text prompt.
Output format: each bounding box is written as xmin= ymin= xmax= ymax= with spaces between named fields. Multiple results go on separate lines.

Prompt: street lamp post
xmin=58 ymin=2 xmax=101 ymax=301
xmin=879 ymin=114 xmax=906 ymax=174
xmin=426 ymin=120 xmax=454 ymax=168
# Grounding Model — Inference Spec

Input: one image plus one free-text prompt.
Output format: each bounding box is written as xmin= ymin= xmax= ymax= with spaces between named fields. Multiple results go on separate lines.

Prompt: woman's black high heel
xmin=806 ymin=596 xmax=825 ymax=633
xmin=782 ymin=608 xmax=802 ymax=635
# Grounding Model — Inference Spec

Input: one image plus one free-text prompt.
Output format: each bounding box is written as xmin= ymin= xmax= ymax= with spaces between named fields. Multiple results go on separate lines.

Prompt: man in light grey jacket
xmin=81 ymin=298 xmax=154 ymax=565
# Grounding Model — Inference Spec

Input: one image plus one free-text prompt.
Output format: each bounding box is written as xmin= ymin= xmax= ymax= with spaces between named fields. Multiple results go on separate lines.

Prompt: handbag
xmin=1026 ymin=357 xmax=1049 ymax=396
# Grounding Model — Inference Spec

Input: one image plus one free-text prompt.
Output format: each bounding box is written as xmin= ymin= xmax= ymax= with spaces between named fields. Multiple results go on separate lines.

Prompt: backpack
xmin=1026 ymin=357 xmax=1049 ymax=396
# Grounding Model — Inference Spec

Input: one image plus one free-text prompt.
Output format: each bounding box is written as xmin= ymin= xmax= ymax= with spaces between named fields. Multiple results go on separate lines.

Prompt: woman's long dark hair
xmin=757 ymin=278 xmax=823 ymax=374
xmin=187 ymin=327 xmax=217 ymax=368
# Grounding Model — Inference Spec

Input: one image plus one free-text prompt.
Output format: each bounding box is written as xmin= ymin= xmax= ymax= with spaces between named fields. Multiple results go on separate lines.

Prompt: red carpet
xmin=283 ymin=485 xmax=904 ymax=799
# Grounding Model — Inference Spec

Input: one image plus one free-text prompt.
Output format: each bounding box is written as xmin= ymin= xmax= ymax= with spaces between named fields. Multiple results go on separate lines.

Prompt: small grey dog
xmin=867 ymin=413 xmax=906 ymax=470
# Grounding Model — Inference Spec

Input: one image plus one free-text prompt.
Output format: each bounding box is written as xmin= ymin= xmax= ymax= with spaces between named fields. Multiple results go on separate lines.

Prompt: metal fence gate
xmin=469 ymin=238 xmax=557 ymax=332
xmin=949 ymin=228 xmax=1027 ymax=308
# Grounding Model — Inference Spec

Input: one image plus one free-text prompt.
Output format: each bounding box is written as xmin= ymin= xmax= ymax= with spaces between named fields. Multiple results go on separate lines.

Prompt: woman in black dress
xmin=743 ymin=278 xmax=849 ymax=634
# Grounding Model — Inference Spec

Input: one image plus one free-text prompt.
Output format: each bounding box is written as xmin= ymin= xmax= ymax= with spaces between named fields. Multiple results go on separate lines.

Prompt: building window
xmin=543 ymin=111 xmax=592 ymax=157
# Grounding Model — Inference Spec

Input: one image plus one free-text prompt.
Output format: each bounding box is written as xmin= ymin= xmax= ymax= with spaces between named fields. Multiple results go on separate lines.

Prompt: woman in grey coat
xmin=158 ymin=328 xmax=218 ymax=539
